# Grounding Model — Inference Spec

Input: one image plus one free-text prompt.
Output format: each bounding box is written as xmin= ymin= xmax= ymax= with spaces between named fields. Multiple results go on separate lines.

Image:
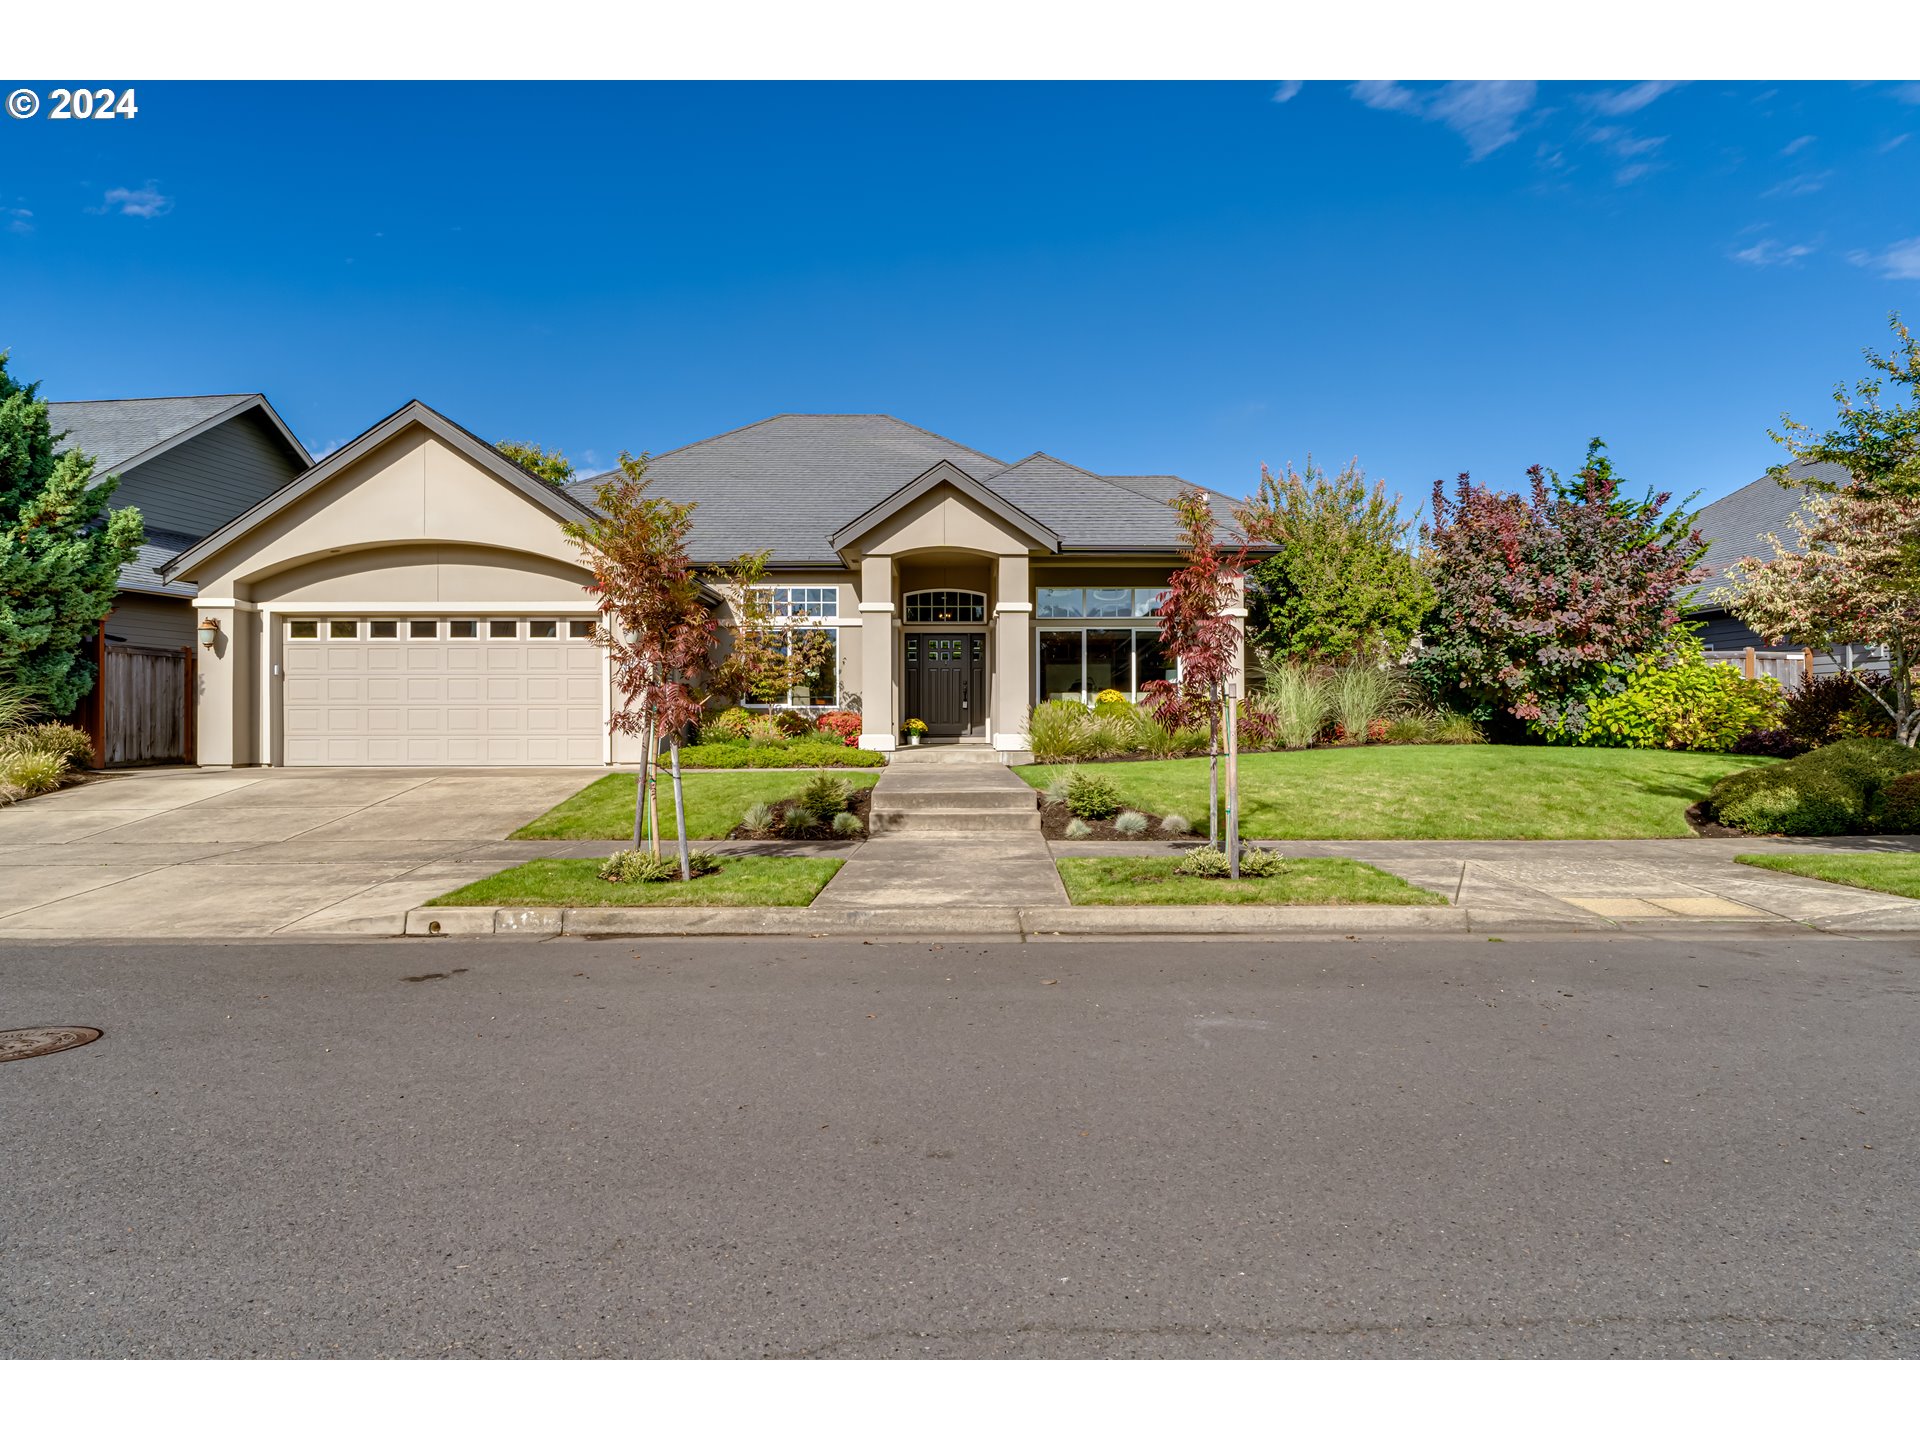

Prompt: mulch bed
xmin=727 ymin=787 xmax=872 ymax=841
xmin=1037 ymin=797 xmax=1198 ymax=842
xmin=1684 ymin=801 xmax=1742 ymax=838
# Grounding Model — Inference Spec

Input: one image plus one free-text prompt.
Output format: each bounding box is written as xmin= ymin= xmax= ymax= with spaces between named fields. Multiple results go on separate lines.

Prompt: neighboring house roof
xmin=47 ymin=393 xmax=311 ymax=475
xmin=564 ymin=414 xmax=1243 ymax=565
xmin=1691 ymin=458 xmax=1851 ymax=608
xmin=162 ymin=399 xmax=601 ymax=584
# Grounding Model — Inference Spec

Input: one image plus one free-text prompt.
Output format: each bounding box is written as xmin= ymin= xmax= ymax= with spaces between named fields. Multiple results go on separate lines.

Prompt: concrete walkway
xmin=1052 ymin=835 xmax=1920 ymax=931
xmin=816 ymin=745 xmax=1066 ymax=908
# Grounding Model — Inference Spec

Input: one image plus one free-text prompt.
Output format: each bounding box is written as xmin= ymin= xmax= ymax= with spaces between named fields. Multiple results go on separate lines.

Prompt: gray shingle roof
xmin=563 ymin=415 xmax=1229 ymax=565
xmin=1692 ymin=458 xmax=1850 ymax=606
xmin=118 ymin=527 xmax=204 ymax=598
xmin=47 ymin=395 xmax=260 ymax=472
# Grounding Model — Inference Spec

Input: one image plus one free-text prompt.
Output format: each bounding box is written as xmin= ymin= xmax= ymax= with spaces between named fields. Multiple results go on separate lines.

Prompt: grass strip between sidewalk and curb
xmin=427 ymin=855 xmax=845 ymax=907
xmin=511 ymin=771 xmax=879 ymax=841
xmin=1055 ymin=855 xmax=1445 ymax=906
xmin=1735 ymin=852 xmax=1920 ymax=901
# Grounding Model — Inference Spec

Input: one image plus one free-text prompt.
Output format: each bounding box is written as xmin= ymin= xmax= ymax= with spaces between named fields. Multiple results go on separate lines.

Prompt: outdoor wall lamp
xmin=198 ymin=615 xmax=221 ymax=649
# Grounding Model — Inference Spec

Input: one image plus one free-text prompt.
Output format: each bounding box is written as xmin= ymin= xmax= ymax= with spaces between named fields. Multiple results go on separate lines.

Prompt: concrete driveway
xmin=0 ymin=767 xmax=600 ymax=938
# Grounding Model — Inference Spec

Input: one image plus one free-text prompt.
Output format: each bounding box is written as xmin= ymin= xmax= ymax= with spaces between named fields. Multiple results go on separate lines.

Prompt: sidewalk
xmin=414 ymin=835 xmax=1920 ymax=940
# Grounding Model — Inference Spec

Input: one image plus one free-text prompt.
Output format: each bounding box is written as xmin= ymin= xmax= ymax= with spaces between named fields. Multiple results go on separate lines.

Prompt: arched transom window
xmin=904 ymin=590 xmax=986 ymax=623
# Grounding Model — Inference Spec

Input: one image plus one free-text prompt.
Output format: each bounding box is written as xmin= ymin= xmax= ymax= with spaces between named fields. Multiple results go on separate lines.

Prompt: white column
xmin=857 ymin=554 xmax=897 ymax=751
xmin=992 ymin=554 xmax=1033 ymax=760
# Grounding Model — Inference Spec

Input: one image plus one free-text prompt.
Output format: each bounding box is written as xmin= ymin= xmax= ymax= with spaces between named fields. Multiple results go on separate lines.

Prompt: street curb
xmin=405 ymin=902 xmax=1473 ymax=938
xmin=390 ymin=901 xmax=1877 ymax=940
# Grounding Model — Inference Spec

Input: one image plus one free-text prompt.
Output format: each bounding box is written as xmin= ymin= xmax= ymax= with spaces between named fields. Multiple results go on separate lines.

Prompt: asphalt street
xmin=3 ymin=930 xmax=1917 ymax=1358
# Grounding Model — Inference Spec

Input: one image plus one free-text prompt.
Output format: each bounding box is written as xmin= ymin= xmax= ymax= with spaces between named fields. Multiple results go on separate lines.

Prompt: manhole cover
xmin=0 ymin=1027 xmax=103 ymax=1063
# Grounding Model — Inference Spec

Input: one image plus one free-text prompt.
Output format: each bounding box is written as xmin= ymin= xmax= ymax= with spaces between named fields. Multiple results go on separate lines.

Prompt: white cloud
xmin=1581 ymin=81 xmax=1682 ymax=116
xmin=1350 ymin=80 xmax=1537 ymax=160
xmin=92 ymin=184 xmax=172 ymax=218
xmin=1780 ymin=134 xmax=1816 ymax=156
xmin=4 ymin=207 xmax=30 ymax=235
xmin=1861 ymin=237 xmax=1920 ymax=280
xmin=1893 ymin=82 xmax=1920 ymax=105
xmin=1270 ymin=81 xmax=1302 ymax=104
xmin=1881 ymin=134 xmax=1911 ymax=153
xmin=1731 ymin=237 xmax=1816 ymax=267
xmin=1763 ymin=171 xmax=1832 ymax=199
xmin=1582 ymin=123 xmax=1666 ymax=184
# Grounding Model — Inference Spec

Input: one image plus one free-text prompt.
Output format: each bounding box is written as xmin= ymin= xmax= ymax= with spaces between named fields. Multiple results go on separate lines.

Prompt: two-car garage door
xmin=282 ymin=616 xmax=603 ymax=766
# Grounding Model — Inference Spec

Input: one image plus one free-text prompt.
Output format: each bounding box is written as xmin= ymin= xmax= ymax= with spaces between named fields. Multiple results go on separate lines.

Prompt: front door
xmin=906 ymin=632 xmax=984 ymax=737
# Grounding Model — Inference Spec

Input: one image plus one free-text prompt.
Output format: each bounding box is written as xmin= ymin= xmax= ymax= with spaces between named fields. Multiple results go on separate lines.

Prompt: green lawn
xmin=1735 ymin=852 xmax=1920 ymax=900
xmin=1019 ymin=746 xmax=1771 ymax=840
xmin=1057 ymin=855 xmax=1444 ymax=906
xmin=428 ymin=855 xmax=844 ymax=907
xmin=512 ymin=771 xmax=879 ymax=840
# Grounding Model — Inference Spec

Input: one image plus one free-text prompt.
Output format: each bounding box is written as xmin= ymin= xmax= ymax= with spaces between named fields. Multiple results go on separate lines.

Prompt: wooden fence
xmin=1701 ymin=647 xmax=1814 ymax=688
xmin=100 ymin=642 xmax=194 ymax=766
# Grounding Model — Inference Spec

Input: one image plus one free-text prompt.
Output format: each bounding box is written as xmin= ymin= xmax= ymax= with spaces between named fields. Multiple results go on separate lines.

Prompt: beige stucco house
xmin=163 ymin=402 xmax=1246 ymax=768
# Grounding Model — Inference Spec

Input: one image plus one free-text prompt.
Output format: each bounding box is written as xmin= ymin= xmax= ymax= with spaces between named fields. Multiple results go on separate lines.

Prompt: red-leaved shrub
xmin=814 ymin=710 xmax=863 ymax=746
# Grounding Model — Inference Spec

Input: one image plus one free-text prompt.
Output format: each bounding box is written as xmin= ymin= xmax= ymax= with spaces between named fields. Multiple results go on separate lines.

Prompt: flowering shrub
xmin=1577 ymin=629 xmax=1783 ymax=752
xmin=1415 ymin=440 xmax=1705 ymax=737
xmin=1095 ymin=687 xmax=1127 ymax=707
xmin=904 ymin=717 xmax=929 ymax=738
xmin=813 ymin=710 xmax=863 ymax=745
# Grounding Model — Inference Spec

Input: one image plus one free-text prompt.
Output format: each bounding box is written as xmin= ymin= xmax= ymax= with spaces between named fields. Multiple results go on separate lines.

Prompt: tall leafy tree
xmin=563 ymin=452 xmax=712 ymax=876
xmin=496 ymin=439 xmax=577 ymax=488
xmin=0 ymin=354 xmax=143 ymax=713
xmin=1415 ymin=440 xmax=1705 ymax=738
xmin=1771 ymin=313 xmax=1920 ymax=502
xmin=1726 ymin=487 xmax=1920 ymax=745
xmin=1141 ymin=486 xmax=1247 ymax=847
xmin=1234 ymin=458 xmax=1432 ymax=664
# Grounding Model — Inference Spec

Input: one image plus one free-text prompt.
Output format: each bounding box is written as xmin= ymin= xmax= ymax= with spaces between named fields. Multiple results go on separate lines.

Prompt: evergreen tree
xmin=0 ymin=355 xmax=143 ymax=713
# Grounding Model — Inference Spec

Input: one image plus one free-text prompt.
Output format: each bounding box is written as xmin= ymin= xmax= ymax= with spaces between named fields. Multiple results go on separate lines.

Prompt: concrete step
xmin=871 ymin=789 xmax=1034 ymax=812
xmin=868 ymin=808 xmax=1042 ymax=835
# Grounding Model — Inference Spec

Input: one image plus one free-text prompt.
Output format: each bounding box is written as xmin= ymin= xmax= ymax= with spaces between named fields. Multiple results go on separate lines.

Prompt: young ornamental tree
xmin=0 ymin=354 xmax=144 ymax=714
xmin=1770 ymin=313 xmax=1920 ymax=503
xmin=563 ymin=452 xmax=712 ymax=878
xmin=707 ymin=550 xmax=835 ymax=709
xmin=1415 ymin=440 xmax=1705 ymax=739
xmin=1725 ymin=487 xmax=1920 ymax=746
xmin=1141 ymin=486 xmax=1248 ymax=849
xmin=1234 ymin=458 xmax=1432 ymax=665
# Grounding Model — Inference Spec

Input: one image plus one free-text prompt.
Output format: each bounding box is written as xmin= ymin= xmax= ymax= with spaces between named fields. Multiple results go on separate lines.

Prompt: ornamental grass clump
xmin=740 ymin=801 xmax=776 ymax=835
xmin=599 ymin=848 xmax=720 ymax=883
xmin=1063 ymin=818 xmax=1093 ymax=840
xmin=1159 ymin=813 xmax=1192 ymax=836
xmin=0 ymin=748 xmax=65 ymax=798
xmin=1173 ymin=845 xmax=1285 ymax=878
xmin=1261 ymin=661 xmax=1331 ymax=749
xmin=1113 ymin=810 xmax=1149 ymax=836
xmin=830 ymin=811 xmax=864 ymax=837
xmin=1328 ymin=662 xmax=1408 ymax=745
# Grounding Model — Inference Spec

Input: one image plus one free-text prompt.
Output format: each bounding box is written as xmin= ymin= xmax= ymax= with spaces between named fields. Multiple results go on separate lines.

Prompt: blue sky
xmin=3 ymin=80 xmax=1917 ymax=508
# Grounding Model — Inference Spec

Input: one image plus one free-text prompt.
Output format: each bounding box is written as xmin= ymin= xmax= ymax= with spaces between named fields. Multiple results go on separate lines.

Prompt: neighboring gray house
xmin=47 ymin=394 xmax=311 ymax=762
xmin=1689 ymin=458 xmax=1877 ymax=680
